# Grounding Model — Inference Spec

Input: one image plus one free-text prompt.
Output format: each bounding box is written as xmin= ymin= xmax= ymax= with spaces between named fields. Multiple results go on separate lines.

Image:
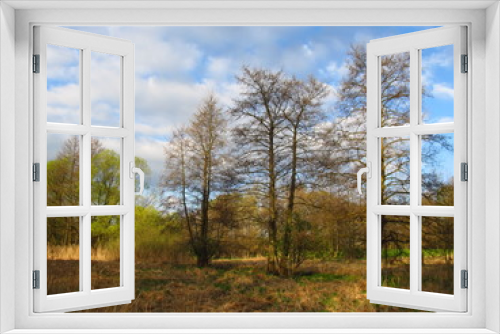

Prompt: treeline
xmin=47 ymin=44 xmax=454 ymax=276
xmin=160 ymin=45 xmax=454 ymax=276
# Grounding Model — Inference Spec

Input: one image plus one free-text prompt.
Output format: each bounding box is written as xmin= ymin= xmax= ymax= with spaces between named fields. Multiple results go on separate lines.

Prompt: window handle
xmin=357 ymin=162 xmax=371 ymax=195
xmin=129 ymin=161 xmax=145 ymax=195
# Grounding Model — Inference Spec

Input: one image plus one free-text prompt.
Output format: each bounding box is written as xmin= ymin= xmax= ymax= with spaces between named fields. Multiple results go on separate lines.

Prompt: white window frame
xmin=33 ymin=26 xmax=136 ymax=313
xmin=1 ymin=1 xmax=499 ymax=333
xmin=365 ymin=26 xmax=467 ymax=312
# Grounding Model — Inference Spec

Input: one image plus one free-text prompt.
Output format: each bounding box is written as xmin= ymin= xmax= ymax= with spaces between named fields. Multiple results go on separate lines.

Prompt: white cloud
xmin=423 ymin=49 xmax=453 ymax=68
xmin=421 ymin=47 xmax=453 ymax=86
xmin=436 ymin=116 xmax=454 ymax=123
xmin=324 ymin=61 xmax=349 ymax=81
xmin=47 ymin=84 xmax=80 ymax=123
xmin=206 ymin=57 xmax=235 ymax=81
xmin=302 ymin=44 xmax=314 ymax=57
xmin=134 ymin=136 xmax=167 ymax=183
xmin=47 ymin=44 xmax=80 ymax=82
xmin=432 ymin=83 xmax=454 ymax=100
xmin=135 ymin=123 xmax=173 ymax=137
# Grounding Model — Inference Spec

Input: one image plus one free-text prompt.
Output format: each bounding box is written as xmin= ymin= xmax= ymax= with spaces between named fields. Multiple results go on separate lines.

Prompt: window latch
xmin=357 ymin=162 xmax=372 ymax=195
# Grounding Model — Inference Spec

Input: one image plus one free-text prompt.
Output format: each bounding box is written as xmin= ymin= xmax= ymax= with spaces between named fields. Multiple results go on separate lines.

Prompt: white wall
xmin=0 ymin=2 xmax=16 ymax=333
xmin=486 ymin=2 xmax=500 ymax=333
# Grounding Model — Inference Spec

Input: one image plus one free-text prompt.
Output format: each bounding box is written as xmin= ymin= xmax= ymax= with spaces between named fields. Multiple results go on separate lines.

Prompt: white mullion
xmin=366 ymin=44 xmax=379 ymax=297
xmin=412 ymin=206 xmax=455 ymax=217
xmin=372 ymin=205 xmax=411 ymax=215
xmin=372 ymin=126 xmax=411 ymax=138
xmin=46 ymin=206 xmax=90 ymax=217
xmin=372 ymin=124 xmax=453 ymax=139
xmin=90 ymin=205 xmax=128 ymax=216
xmin=90 ymin=126 xmax=131 ymax=138
xmin=82 ymin=47 xmax=92 ymax=294
xmin=82 ymin=214 xmax=91 ymax=293
xmin=122 ymin=49 xmax=135 ymax=296
xmin=46 ymin=123 xmax=88 ymax=135
xmin=413 ymin=123 xmax=454 ymax=135
xmin=78 ymin=47 xmax=84 ymax=292
xmin=46 ymin=124 xmax=131 ymax=138
xmin=373 ymin=205 xmax=455 ymax=217
xmin=409 ymin=47 xmax=420 ymax=295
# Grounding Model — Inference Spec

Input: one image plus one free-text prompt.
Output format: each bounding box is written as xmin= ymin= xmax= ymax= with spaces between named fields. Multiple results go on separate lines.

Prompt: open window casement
xmin=33 ymin=26 xmax=142 ymax=312
xmin=361 ymin=26 xmax=467 ymax=312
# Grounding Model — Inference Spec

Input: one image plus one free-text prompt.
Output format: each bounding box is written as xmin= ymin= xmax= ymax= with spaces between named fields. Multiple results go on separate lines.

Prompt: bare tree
xmin=231 ymin=67 xmax=329 ymax=275
xmin=230 ymin=67 xmax=292 ymax=274
xmin=163 ymin=94 xmax=228 ymax=267
xmin=280 ymin=76 xmax=329 ymax=275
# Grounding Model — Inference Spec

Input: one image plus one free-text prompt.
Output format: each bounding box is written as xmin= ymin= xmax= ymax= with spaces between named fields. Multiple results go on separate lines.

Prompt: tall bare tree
xmin=231 ymin=67 xmax=329 ymax=275
xmin=163 ymin=94 xmax=228 ymax=267
xmin=280 ymin=76 xmax=329 ymax=275
xmin=230 ymin=67 xmax=292 ymax=274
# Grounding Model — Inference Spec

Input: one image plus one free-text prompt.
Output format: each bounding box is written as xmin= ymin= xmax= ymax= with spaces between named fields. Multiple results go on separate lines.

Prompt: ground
xmin=45 ymin=258 xmax=433 ymax=313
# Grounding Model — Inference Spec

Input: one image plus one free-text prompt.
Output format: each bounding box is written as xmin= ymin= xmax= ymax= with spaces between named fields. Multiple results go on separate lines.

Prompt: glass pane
xmin=91 ymin=52 xmax=121 ymax=127
xmin=91 ymin=137 xmax=121 ymax=205
xmin=46 ymin=44 xmax=81 ymax=124
xmin=421 ymin=217 xmax=454 ymax=294
xmin=421 ymin=133 xmax=454 ymax=206
xmin=380 ymin=52 xmax=410 ymax=127
xmin=381 ymin=137 xmax=410 ymax=205
xmin=421 ymin=45 xmax=454 ymax=124
xmin=47 ymin=217 xmax=80 ymax=295
xmin=381 ymin=215 xmax=410 ymax=290
xmin=47 ymin=134 xmax=80 ymax=206
xmin=91 ymin=215 xmax=121 ymax=290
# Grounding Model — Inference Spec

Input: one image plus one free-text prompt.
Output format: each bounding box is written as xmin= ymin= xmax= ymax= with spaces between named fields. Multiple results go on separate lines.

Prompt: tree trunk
xmin=281 ymin=128 xmax=298 ymax=276
xmin=199 ymin=153 xmax=211 ymax=267
xmin=267 ymin=125 xmax=279 ymax=274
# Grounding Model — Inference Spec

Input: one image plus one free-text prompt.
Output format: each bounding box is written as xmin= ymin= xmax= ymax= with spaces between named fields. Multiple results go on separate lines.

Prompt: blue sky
xmin=47 ymin=26 xmax=455 ymax=188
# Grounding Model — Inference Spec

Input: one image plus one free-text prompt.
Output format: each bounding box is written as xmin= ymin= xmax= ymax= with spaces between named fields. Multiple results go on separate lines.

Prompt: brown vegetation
xmin=69 ymin=257 xmax=427 ymax=312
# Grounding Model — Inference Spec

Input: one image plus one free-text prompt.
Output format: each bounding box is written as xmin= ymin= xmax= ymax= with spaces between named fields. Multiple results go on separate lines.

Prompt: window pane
xmin=421 ymin=217 xmax=454 ymax=294
xmin=381 ymin=137 xmax=410 ymax=205
xmin=47 ymin=44 xmax=81 ymax=124
xmin=421 ymin=133 xmax=454 ymax=206
xmin=91 ymin=137 xmax=121 ymax=205
xmin=47 ymin=217 xmax=80 ymax=295
xmin=91 ymin=215 xmax=121 ymax=290
xmin=91 ymin=52 xmax=121 ymax=127
xmin=381 ymin=215 xmax=410 ymax=290
xmin=380 ymin=52 xmax=410 ymax=127
xmin=421 ymin=45 xmax=454 ymax=124
xmin=47 ymin=134 xmax=80 ymax=206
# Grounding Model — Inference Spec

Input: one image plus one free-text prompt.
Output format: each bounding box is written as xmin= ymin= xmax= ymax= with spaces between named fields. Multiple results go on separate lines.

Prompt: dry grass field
xmin=44 ymin=256 xmax=447 ymax=313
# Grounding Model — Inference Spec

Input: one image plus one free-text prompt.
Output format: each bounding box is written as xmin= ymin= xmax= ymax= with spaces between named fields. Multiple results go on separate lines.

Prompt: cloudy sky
xmin=47 ymin=26 xmax=454 ymax=187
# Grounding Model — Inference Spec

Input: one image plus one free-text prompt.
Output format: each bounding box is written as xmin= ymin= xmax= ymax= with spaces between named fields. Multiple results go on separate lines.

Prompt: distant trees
xmin=47 ymin=137 xmax=151 ymax=255
xmin=330 ymin=45 xmax=453 ymax=263
xmin=159 ymin=44 xmax=455 ymax=276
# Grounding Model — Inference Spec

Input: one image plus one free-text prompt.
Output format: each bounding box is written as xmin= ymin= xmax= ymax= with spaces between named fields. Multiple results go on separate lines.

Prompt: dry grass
xmin=43 ymin=252 xmax=454 ymax=312
xmin=63 ymin=258 xmax=431 ymax=313
xmin=48 ymin=245 xmax=120 ymax=261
